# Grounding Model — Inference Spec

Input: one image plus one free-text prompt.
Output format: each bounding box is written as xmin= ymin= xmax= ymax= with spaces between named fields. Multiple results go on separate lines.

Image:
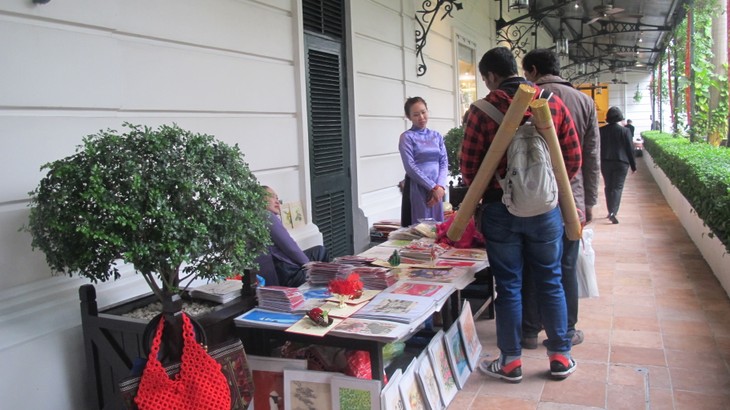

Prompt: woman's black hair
xmin=404 ymin=96 xmax=427 ymax=117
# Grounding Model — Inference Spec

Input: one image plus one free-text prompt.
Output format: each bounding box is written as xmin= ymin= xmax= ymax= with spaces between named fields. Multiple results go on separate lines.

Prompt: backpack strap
xmin=472 ymin=99 xmax=504 ymax=124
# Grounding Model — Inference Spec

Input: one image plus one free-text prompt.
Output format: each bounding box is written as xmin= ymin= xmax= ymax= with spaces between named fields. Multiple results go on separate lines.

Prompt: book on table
xmin=188 ymin=280 xmax=242 ymax=303
xmin=383 ymin=281 xmax=455 ymax=309
xmin=352 ymin=293 xmax=435 ymax=324
xmin=329 ymin=317 xmax=412 ymax=342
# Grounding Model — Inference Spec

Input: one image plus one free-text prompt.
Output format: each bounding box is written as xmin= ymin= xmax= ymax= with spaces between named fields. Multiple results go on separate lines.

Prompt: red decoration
xmin=328 ymin=273 xmax=364 ymax=299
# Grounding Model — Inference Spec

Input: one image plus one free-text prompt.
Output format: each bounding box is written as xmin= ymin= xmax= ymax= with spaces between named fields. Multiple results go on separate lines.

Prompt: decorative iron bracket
xmin=415 ymin=0 xmax=464 ymax=76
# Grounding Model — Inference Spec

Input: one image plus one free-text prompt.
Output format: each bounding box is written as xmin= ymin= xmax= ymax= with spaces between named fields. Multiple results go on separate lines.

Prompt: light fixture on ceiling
xmin=574 ymin=1 xmax=580 ymax=8
xmin=508 ymin=0 xmax=529 ymax=11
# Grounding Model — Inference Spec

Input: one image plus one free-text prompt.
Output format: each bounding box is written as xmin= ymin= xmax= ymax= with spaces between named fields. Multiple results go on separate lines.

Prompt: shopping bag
xmin=576 ymin=228 xmax=599 ymax=298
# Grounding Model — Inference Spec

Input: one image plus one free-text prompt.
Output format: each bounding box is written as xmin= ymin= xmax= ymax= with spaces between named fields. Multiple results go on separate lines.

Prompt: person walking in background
xmin=521 ymin=48 xmax=601 ymax=349
xmin=399 ymin=96 xmax=448 ymax=226
xmin=461 ymin=47 xmax=581 ymax=383
xmin=255 ymin=186 xmax=328 ymax=287
xmin=625 ymin=119 xmax=635 ymax=137
xmin=600 ymin=107 xmax=636 ymax=224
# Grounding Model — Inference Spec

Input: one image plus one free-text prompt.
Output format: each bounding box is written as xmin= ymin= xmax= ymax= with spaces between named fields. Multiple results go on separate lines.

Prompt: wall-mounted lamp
xmin=555 ymin=36 xmax=569 ymax=56
xmin=509 ymin=0 xmax=530 ymax=11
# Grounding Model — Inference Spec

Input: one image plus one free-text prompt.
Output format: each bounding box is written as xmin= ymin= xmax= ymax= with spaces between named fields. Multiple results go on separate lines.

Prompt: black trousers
xmin=601 ymin=160 xmax=630 ymax=215
xmin=273 ymin=245 xmax=329 ymax=287
xmin=522 ymin=234 xmax=580 ymax=337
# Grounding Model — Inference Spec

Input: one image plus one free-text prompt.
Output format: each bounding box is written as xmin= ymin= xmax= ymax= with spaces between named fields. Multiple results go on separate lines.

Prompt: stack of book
xmin=256 ymin=286 xmax=305 ymax=312
xmin=188 ymin=280 xmax=242 ymax=304
xmin=307 ymin=262 xmax=353 ymax=286
xmin=332 ymin=255 xmax=377 ymax=266
xmin=398 ymin=241 xmax=450 ymax=261
xmin=370 ymin=219 xmax=401 ymax=240
xmin=347 ymin=266 xmax=397 ymax=290
xmin=387 ymin=222 xmax=438 ymax=241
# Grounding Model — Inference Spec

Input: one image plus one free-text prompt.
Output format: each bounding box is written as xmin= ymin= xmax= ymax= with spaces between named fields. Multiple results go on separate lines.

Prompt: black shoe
xmin=609 ymin=213 xmax=619 ymax=224
xmin=479 ymin=358 xmax=523 ymax=383
xmin=522 ymin=336 xmax=538 ymax=350
xmin=549 ymin=354 xmax=577 ymax=379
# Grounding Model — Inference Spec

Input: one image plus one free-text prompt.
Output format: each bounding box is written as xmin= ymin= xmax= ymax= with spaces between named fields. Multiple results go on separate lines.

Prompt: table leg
xmin=369 ymin=343 xmax=384 ymax=381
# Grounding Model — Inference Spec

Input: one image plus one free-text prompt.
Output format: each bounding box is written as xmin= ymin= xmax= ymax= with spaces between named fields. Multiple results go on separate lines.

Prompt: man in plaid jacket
xmin=461 ymin=47 xmax=581 ymax=383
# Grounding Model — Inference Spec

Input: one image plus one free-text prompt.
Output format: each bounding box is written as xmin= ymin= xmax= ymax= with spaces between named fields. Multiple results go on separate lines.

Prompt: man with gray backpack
xmin=521 ymin=48 xmax=601 ymax=350
xmin=461 ymin=47 xmax=582 ymax=383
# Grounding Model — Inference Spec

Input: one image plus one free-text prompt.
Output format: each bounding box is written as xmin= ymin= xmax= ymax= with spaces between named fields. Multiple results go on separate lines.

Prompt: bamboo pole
xmin=529 ymin=98 xmax=582 ymax=241
xmin=447 ymin=84 xmax=536 ymax=241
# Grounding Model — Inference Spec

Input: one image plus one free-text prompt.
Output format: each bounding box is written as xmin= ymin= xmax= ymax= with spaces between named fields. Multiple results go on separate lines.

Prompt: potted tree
xmin=24 ymin=122 xmax=272 ymax=408
xmin=444 ymin=125 xmax=467 ymax=209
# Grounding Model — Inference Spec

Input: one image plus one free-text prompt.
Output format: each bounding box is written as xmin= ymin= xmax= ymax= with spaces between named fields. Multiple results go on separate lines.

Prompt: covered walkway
xmin=453 ymin=155 xmax=730 ymax=409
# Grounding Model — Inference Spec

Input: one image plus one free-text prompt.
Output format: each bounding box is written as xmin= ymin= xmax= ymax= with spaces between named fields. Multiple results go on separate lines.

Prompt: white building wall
xmin=354 ymin=0 xmax=493 ymax=225
xmin=0 ymin=0 xmax=498 ymax=408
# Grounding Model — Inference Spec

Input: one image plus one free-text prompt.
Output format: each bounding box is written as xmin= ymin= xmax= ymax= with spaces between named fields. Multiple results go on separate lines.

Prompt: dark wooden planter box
xmin=80 ymin=283 xmax=256 ymax=410
xmin=449 ymin=183 xmax=468 ymax=210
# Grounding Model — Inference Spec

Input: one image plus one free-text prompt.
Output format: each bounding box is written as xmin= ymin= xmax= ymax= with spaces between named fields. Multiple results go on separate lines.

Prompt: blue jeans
xmin=523 ymin=235 xmax=580 ymax=337
xmin=480 ymin=202 xmax=571 ymax=356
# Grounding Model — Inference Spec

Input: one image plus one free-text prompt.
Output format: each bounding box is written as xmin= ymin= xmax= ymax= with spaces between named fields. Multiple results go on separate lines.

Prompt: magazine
xmin=233 ymin=308 xmax=303 ymax=329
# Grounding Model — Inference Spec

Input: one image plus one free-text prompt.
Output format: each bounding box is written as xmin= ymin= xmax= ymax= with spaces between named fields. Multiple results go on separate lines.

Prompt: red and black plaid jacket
xmin=460 ymin=77 xmax=582 ymax=200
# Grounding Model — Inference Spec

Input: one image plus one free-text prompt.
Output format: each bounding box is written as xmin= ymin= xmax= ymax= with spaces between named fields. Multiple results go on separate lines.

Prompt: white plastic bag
xmin=576 ymin=228 xmax=599 ymax=298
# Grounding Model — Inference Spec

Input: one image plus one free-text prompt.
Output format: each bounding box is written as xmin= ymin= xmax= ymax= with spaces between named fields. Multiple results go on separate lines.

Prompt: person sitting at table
xmin=255 ymin=186 xmax=328 ymax=287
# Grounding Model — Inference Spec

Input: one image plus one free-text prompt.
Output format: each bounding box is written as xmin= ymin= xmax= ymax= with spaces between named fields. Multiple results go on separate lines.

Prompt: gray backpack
xmin=473 ymin=99 xmax=558 ymax=217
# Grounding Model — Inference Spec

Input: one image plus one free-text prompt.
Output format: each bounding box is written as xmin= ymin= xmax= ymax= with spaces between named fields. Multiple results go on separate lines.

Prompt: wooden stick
xmin=447 ymin=84 xmax=537 ymax=241
xmin=529 ymin=98 xmax=582 ymax=241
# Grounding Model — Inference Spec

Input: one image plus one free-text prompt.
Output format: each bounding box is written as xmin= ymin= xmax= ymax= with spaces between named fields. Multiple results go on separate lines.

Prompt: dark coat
xmin=600 ymin=123 xmax=636 ymax=172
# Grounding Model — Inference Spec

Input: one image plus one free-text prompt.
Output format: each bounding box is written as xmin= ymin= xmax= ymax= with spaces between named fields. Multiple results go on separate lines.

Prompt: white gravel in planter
xmin=122 ymin=300 xmax=218 ymax=321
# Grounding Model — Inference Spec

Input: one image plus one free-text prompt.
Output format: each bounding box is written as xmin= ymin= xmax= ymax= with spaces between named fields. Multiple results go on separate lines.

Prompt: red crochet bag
xmin=134 ymin=312 xmax=231 ymax=410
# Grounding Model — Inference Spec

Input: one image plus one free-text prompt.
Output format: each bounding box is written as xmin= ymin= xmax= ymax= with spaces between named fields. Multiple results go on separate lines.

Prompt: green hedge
xmin=641 ymin=131 xmax=730 ymax=253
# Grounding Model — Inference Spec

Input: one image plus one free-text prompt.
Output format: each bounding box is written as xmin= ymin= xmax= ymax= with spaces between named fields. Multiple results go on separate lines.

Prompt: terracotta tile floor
xmin=452 ymin=156 xmax=730 ymax=409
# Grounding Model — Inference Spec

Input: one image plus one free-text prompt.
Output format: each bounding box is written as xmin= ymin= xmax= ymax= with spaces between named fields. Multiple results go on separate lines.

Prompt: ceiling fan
xmin=610 ymin=77 xmax=629 ymax=84
xmin=585 ymin=2 xmax=625 ymax=25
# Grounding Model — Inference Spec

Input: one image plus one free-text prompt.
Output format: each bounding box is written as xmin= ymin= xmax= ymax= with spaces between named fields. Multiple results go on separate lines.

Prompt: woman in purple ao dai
xmin=399 ymin=97 xmax=448 ymax=226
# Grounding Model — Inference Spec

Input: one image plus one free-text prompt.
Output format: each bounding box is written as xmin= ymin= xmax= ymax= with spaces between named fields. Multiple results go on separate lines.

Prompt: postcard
xmin=280 ymin=203 xmax=294 ymax=230
xmin=325 ymin=289 xmax=380 ymax=306
xmin=416 ymin=352 xmax=443 ymax=410
xmin=318 ymin=300 xmax=364 ymax=319
xmin=288 ymin=201 xmax=305 ymax=229
xmin=427 ymin=331 xmax=458 ymax=407
xmin=248 ymin=355 xmax=307 ymax=410
xmin=399 ymin=358 xmax=427 ymax=410
xmin=285 ymin=316 xmax=343 ymax=337
xmin=457 ymin=300 xmax=482 ymax=371
xmin=330 ymin=375 xmax=381 ymax=410
xmin=380 ymin=368 xmax=404 ymax=410
xmin=444 ymin=324 xmax=471 ymax=389
xmin=283 ymin=369 xmax=334 ymax=410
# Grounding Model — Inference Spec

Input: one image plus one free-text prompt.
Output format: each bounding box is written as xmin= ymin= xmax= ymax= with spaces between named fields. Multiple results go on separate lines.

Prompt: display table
xmin=235 ymin=248 xmax=490 ymax=380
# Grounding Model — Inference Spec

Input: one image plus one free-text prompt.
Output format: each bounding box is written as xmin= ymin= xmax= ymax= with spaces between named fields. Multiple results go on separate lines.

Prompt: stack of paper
xmin=347 ymin=266 xmax=397 ymax=290
xmin=306 ymin=262 xmax=353 ymax=286
xmin=188 ymin=280 xmax=242 ymax=304
xmin=256 ymin=286 xmax=305 ymax=312
xmin=332 ymin=255 xmax=377 ymax=266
